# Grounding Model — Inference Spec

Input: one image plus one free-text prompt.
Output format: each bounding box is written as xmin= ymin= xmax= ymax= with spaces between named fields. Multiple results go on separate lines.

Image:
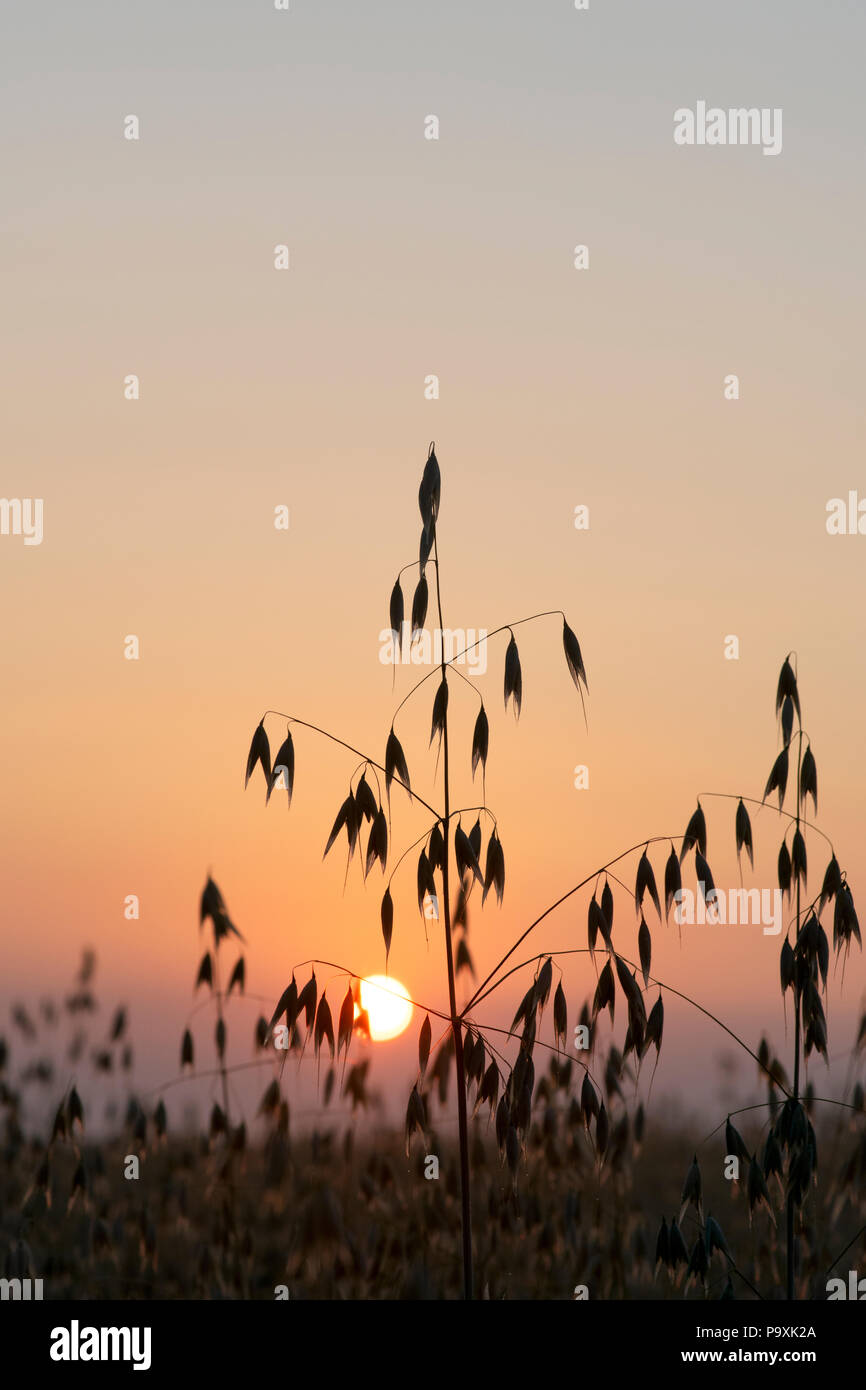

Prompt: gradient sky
xmin=2 ymin=1 xmax=864 ymax=1137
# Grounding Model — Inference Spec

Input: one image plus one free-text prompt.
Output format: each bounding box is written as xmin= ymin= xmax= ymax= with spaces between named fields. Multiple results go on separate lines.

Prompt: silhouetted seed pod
xmin=180 ymin=1029 xmax=194 ymax=1069
xmin=834 ymin=881 xmax=861 ymax=952
xmin=419 ymin=443 xmax=440 ymax=524
xmin=535 ymin=957 xmax=553 ymax=1010
xmin=680 ymin=1154 xmax=702 ymax=1223
xmin=645 ymin=995 xmax=664 ymax=1055
xmin=627 ymin=996 xmax=646 ymax=1055
xmin=695 ymin=851 xmax=715 ymax=903
xmin=411 ymin=574 xmax=428 ymax=637
xmin=482 ymin=830 xmax=506 ymax=906
xmin=465 ymin=816 xmax=481 ymax=860
xmin=503 ymin=633 xmax=522 ymax=717
xmin=601 ymin=879 xmax=614 ymax=932
xmin=417 ymin=851 xmax=436 ymax=919
xmin=816 ymin=924 xmax=829 ymax=988
xmin=323 ymin=794 xmax=354 ymax=859
xmin=244 ymin=720 xmax=271 ymax=791
xmin=819 ymin=854 xmax=842 ymax=910
xmin=805 ymin=1014 xmax=827 ymax=1061
xmin=471 ymin=707 xmax=489 ymax=780
xmin=635 ymin=850 xmax=661 ymax=919
xmin=614 ymin=955 xmax=641 ymax=1011
xmin=298 ymin=972 xmax=317 ymax=1029
xmin=480 ymin=1060 xmax=499 ymax=1111
xmin=269 ymin=976 xmax=298 ymax=1032
xmin=227 ymin=957 xmax=245 ymax=996
xmin=429 ymin=676 xmax=448 ymax=748
xmin=200 ymin=880 xmax=225 ymax=930
xmin=354 ymin=774 xmax=376 ymax=824
xmin=195 ymin=953 xmax=213 ymax=992
xmin=385 ymin=728 xmax=410 ymax=800
xmin=511 ymin=983 xmax=536 ymax=1035
xmin=427 ymin=822 xmax=444 ymax=873
xmin=215 ymin=1018 xmax=226 ymax=1061
xmin=418 ymin=1015 xmax=431 ymax=1079
xmin=639 ymin=917 xmax=652 ymax=988
xmin=592 ymin=959 xmax=615 ymax=1025
xmin=735 ymin=799 xmax=753 ymax=867
xmin=553 ymin=981 xmax=567 ymax=1048
xmin=469 ymin=1032 xmax=486 ymax=1087
xmin=268 ymin=727 xmax=295 ymax=807
xmin=780 ymin=938 xmax=795 ymax=994
xmin=388 ymin=578 xmax=403 ymax=645
xmin=419 ymin=519 xmax=434 ymax=572
xmin=333 ymin=987 xmax=353 ymax=1062
xmin=511 ymin=1050 xmax=530 ymax=1106
xmin=455 ymin=822 xmax=483 ymax=886
xmin=791 ymin=829 xmax=807 ymax=886
xmin=581 ymin=1072 xmax=599 ymax=1125
xmin=725 ymin=1116 xmax=749 ymax=1164
xmin=763 ymin=746 xmax=789 ymax=810
xmin=314 ymin=994 xmax=335 ymax=1060
xmin=664 ymin=846 xmax=682 ymax=921
xmin=800 ymin=745 xmax=817 ymax=813
xmin=776 ymin=655 xmax=800 ymax=722
xmin=562 ymin=618 xmax=588 ymax=697
xmin=404 ymin=1085 xmax=426 ymax=1156
xmin=680 ymin=803 xmax=707 ymax=862
xmin=588 ymin=896 xmax=606 ymax=954
xmin=365 ymin=806 xmax=388 ymax=877
xmin=778 ymin=841 xmax=793 ymax=899
xmin=801 ymin=912 xmax=820 ymax=955
xmin=781 ymin=693 xmax=794 ymax=746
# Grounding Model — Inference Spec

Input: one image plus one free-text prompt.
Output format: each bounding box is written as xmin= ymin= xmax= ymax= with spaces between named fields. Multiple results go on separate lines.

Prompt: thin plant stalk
xmin=433 ymin=532 xmax=474 ymax=1300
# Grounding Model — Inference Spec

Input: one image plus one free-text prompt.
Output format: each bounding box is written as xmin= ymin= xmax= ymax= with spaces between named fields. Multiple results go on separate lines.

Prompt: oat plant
xmin=243 ymin=447 xmax=862 ymax=1301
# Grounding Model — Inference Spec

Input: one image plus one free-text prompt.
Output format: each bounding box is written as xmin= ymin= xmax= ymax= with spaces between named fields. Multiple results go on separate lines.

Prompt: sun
xmin=354 ymin=975 xmax=413 ymax=1042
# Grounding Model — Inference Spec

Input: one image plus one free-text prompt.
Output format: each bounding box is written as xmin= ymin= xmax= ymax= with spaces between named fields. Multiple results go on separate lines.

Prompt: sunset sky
xmin=2 ymin=0 xmax=864 ymax=1135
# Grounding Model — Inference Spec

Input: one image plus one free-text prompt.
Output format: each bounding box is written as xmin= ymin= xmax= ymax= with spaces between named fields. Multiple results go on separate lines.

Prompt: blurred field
xmin=3 ymin=1003 xmax=865 ymax=1301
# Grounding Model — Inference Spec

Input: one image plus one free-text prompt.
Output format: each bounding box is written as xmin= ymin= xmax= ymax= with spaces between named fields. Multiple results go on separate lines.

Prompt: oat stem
xmin=432 ymin=530 xmax=474 ymax=1301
